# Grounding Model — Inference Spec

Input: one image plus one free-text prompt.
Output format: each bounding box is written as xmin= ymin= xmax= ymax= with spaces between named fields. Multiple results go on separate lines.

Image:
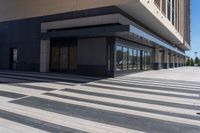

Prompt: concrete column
xmin=170 ymin=51 xmax=174 ymax=68
xmin=164 ymin=49 xmax=169 ymax=69
xmin=40 ymin=39 xmax=50 ymax=72
xmin=154 ymin=47 xmax=161 ymax=70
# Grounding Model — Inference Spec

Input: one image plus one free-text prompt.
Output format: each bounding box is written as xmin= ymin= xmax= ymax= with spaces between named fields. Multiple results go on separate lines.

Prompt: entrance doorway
xmin=50 ymin=39 xmax=77 ymax=72
xmin=50 ymin=46 xmax=77 ymax=72
xmin=10 ymin=48 xmax=18 ymax=70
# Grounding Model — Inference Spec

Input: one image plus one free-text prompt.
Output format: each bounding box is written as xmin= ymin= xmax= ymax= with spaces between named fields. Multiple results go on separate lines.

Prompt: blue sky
xmin=186 ymin=0 xmax=200 ymax=58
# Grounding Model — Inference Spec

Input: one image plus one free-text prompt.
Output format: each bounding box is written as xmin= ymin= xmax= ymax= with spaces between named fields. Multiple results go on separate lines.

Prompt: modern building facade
xmin=0 ymin=0 xmax=190 ymax=77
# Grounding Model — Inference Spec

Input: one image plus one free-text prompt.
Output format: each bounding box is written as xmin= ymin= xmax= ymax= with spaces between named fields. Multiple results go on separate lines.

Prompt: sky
xmin=186 ymin=0 xmax=200 ymax=58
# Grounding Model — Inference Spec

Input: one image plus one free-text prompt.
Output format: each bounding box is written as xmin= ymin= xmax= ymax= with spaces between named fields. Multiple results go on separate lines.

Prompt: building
xmin=0 ymin=0 xmax=190 ymax=77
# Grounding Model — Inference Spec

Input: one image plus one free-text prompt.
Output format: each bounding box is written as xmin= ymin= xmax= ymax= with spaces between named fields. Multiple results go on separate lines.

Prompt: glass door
xmin=69 ymin=46 xmax=77 ymax=71
xmin=50 ymin=46 xmax=77 ymax=72
xmin=60 ymin=47 xmax=69 ymax=71
xmin=51 ymin=47 xmax=60 ymax=71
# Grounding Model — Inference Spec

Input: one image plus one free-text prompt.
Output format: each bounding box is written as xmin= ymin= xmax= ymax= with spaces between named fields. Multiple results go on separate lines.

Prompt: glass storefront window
xmin=116 ymin=46 xmax=123 ymax=71
xmin=133 ymin=49 xmax=137 ymax=69
xmin=123 ymin=47 xmax=128 ymax=70
xmin=137 ymin=50 xmax=141 ymax=70
xmin=167 ymin=0 xmax=171 ymax=21
xmin=145 ymin=51 xmax=149 ymax=70
xmin=147 ymin=52 xmax=152 ymax=70
xmin=142 ymin=51 xmax=145 ymax=70
xmin=115 ymin=44 xmax=152 ymax=71
xmin=128 ymin=48 xmax=133 ymax=70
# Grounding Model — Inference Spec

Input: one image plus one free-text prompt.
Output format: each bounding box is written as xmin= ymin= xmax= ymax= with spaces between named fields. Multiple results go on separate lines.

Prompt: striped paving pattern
xmin=0 ymin=70 xmax=200 ymax=133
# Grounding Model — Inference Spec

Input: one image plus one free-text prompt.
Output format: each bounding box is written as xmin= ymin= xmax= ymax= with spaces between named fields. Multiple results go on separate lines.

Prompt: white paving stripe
xmin=37 ymin=94 xmax=200 ymax=127
xmin=0 ymin=118 xmax=49 ymax=133
xmin=69 ymin=85 xmax=200 ymax=106
xmin=0 ymin=126 xmax=21 ymax=133
xmin=0 ymin=84 xmax=45 ymax=96
xmin=0 ymin=102 xmax=144 ymax=133
xmin=102 ymin=79 xmax=200 ymax=92
xmin=111 ymin=78 xmax=200 ymax=90
xmin=88 ymin=82 xmax=199 ymax=97
xmin=117 ymin=77 xmax=200 ymax=87
xmin=0 ymin=96 xmax=13 ymax=103
xmin=51 ymin=91 xmax=199 ymax=116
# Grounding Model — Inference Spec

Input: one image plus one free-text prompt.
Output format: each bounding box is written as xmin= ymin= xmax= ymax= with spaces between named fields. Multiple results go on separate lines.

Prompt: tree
xmin=195 ymin=57 xmax=199 ymax=64
xmin=186 ymin=58 xmax=191 ymax=66
xmin=191 ymin=58 xmax=194 ymax=66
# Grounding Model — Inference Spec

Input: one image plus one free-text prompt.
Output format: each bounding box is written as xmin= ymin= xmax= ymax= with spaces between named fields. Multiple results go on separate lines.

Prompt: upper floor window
xmin=162 ymin=0 xmax=166 ymax=15
xmin=154 ymin=0 xmax=161 ymax=9
xmin=167 ymin=0 xmax=171 ymax=21
xmin=172 ymin=0 xmax=175 ymax=25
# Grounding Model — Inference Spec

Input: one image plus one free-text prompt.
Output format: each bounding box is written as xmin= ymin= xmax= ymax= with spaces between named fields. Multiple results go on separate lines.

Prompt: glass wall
xmin=116 ymin=46 xmax=123 ymax=71
xmin=128 ymin=49 xmax=133 ymax=70
xmin=116 ymin=44 xmax=152 ymax=72
xmin=172 ymin=0 xmax=175 ymax=25
xmin=137 ymin=50 xmax=141 ymax=69
xmin=167 ymin=0 xmax=171 ymax=21
xmin=133 ymin=49 xmax=137 ymax=69
xmin=123 ymin=47 xmax=128 ymax=70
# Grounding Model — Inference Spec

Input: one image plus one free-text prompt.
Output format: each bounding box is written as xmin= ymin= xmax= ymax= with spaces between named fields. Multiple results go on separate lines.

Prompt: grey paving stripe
xmin=11 ymin=84 xmax=56 ymax=91
xmin=97 ymin=80 xmax=200 ymax=95
xmin=0 ymin=81 xmax=10 ymax=84
xmin=0 ymin=74 xmax=54 ymax=83
xmin=0 ymin=73 xmax=90 ymax=84
xmin=0 ymin=74 xmax=75 ymax=86
xmin=0 ymin=90 xmax=26 ymax=99
xmin=11 ymin=97 xmax=200 ymax=133
xmin=62 ymin=87 xmax=200 ymax=110
xmin=0 ymin=71 xmax=100 ymax=81
xmin=44 ymin=93 xmax=200 ymax=121
xmin=85 ymin=83 xmax=200 ymax=100
xmin=0 ymin=109 xmax=88 ymax=133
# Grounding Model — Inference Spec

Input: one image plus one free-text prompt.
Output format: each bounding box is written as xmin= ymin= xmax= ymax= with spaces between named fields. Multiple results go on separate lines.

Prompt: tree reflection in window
xmin=116 ymin=46 xmax=123 ymax=71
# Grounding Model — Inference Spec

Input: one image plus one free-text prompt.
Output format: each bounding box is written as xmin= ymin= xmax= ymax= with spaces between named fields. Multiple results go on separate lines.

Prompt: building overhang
xmin=118 ymin=0 xmax=190 ymax=51
xmin=41 ymin=24 xmax=185 ymax=56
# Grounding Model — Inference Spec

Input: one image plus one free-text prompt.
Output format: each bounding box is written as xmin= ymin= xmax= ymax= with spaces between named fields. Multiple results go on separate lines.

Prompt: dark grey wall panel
xmin=78 ymin=37 xmax=107 ymax=66
xmin=77 ymin=37 xmax=108 ymax=77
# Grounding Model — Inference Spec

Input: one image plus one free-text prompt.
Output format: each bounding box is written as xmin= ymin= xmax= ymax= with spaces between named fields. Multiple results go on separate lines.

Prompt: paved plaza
xmin=0 ymin=67 xmax=200 ymax=133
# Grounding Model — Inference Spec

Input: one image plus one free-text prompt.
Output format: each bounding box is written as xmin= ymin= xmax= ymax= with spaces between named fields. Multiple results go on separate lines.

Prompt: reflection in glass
xmin=123 ymin=47 xmax=128 ymax=70
xmin=116 ymin=46 xmax=123 ymax=71
xmin=128 ymin=48 xmax=133 ymax=70
xmin=142 ymin=51 xmax=145 ymax=70
xmin=137 ymin=50 xmax=141 ymax=70
xmin=115 ymin=44 xmax=152 ymax=71
xmin=133 ymin=49 xmax=137 ymax=69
